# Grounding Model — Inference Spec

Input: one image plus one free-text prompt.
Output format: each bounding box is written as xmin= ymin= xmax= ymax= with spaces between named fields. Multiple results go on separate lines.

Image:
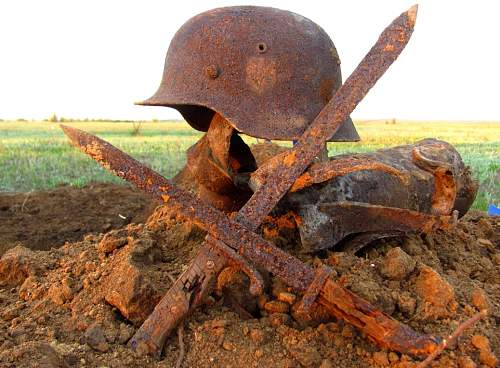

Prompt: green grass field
xmin=1 ymin=120 xmax=498 ymax=210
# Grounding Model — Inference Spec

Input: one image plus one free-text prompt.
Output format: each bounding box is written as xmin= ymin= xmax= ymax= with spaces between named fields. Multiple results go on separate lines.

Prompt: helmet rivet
xmin=257 ymin=42 xmax=267 ymax=53
xmin=205 ymin=64 xmax=219 ymax=79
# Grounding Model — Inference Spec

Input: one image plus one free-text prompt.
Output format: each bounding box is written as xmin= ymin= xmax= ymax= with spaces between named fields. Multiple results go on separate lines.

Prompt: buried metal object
xmin=59 ymin=5 xmax=448 ymax=358
xmin=256 ymin=139 xmax=477 ymax=253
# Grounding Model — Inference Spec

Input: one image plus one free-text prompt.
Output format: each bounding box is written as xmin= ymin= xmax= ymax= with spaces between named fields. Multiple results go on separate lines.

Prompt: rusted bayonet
xmin=62 ymin=4 xmax=434 ymax=357
xmin=236 ymin=4 xmax=419 ymax=229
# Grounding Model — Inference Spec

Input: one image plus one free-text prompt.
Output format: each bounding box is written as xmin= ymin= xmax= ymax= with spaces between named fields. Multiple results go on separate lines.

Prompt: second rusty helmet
xmin=138 ymin=6 xmax=360 ymax=142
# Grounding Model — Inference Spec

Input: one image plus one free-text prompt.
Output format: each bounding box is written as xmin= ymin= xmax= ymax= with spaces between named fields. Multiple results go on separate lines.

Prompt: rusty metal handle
xmin=130 ymin=243 xmax=226 ymax=356
xmin=319 ymin=279 xmax=440 ymax=355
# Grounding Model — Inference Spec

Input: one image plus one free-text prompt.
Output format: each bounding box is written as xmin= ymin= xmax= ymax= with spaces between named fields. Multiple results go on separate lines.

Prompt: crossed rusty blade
xmin=61 ymin=4 xmax=440 ymax=357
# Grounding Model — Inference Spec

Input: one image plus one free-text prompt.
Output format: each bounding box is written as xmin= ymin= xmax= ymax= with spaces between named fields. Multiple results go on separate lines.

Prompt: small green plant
xmin=131 ymin=121 xmax=143 ymax=136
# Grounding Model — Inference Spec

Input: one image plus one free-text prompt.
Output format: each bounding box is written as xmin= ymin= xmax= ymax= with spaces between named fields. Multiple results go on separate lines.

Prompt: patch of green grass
xmin=0 ymin=120 xmax=498 ymax=211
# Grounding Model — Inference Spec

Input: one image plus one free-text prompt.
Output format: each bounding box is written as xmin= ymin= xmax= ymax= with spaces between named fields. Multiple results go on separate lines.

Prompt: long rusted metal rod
xmin=62 ymin=4 xmax=430 ymax=357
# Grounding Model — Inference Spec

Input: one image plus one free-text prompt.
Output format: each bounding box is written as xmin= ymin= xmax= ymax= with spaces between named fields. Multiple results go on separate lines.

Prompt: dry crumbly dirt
xmin=0 ymin=182 xmax=160 ymax=256
xmin=0 ymin=182 xmax=498 ymax=367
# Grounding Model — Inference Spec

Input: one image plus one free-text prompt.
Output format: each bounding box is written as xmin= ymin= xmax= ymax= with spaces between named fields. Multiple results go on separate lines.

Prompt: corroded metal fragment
xmin=184 ymin=113 xmax=256 ymax=212
xmin=257 ymin=139 xmax=477 ymax=252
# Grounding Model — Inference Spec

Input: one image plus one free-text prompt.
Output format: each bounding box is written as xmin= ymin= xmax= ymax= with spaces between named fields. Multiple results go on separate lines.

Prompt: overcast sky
xmin=0 ymin=0 xmax=499 ymax=121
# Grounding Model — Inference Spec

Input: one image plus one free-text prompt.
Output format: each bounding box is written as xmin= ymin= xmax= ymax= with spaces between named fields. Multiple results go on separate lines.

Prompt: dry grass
xmin=1 ymin=120 xmax=498 ymax=210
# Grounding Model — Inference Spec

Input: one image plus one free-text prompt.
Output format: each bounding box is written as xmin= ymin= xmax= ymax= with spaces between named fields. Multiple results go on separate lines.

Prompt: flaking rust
xmin=60 ymin=3 xmax=476 ymax=362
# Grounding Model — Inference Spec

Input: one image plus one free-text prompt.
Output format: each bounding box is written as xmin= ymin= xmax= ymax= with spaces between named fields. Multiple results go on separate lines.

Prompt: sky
xmin=0 ymin=0 xmax=499 ymax=121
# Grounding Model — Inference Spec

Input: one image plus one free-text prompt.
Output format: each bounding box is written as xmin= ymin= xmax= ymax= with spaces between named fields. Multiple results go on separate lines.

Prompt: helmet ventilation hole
xmin=205 ymin=64 xmax=220 ymax=79
xmin=257 ymin=42 xmax=267 ymax=53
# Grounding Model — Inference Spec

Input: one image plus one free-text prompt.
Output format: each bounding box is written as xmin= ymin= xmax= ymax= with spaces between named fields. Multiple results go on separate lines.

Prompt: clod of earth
xmin=0 ymin=246 xmax=43 ymax=287
xmin=413 ymin=264 xmax=457 ymax=320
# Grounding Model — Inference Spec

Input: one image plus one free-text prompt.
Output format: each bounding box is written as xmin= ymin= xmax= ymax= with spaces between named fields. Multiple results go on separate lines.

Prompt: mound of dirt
xmin=0 ymin=183 xmax=159 ymax=256
xmin=0 ymin=183 xmax=498 ymax=367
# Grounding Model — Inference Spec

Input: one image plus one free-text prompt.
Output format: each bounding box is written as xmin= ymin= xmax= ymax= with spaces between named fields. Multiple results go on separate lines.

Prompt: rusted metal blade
xmin=236 ymin=4 xmax=418 ymax=229
xmin=61 ymin=124 xmax=441 ymax=356
xmin=61 ymin=125 xmax=174 ymax=199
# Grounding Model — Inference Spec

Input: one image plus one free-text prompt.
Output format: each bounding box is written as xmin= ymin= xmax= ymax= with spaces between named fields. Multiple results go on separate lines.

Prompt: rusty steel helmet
xmin=138 ymin=6 xmax=360 ymax=142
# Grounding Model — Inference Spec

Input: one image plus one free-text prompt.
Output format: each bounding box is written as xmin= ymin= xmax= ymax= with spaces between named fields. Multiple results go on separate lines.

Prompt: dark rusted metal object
xmin=136 ymin=6 xmax=359 ymax=142
xmin=61 ymin=4 xmax=438 ymax=358
xmin=61 ymin=123 xmax=441 ymax=357
xmin=183 ymin=113 xmax=256 ymax=211
xmin=255 ymin=139 xmax=477 ymax=252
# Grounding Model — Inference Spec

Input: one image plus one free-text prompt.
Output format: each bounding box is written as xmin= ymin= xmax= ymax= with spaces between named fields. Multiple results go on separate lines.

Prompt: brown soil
xmin=0 ymin=184 xmax=498 ymax=368
xmin=0 ymin=183 xmax=159 ymax=256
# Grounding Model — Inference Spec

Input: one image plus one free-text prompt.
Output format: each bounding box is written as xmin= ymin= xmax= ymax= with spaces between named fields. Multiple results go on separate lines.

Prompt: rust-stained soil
xmin=0 ymin=183 xmax=498 ymax=367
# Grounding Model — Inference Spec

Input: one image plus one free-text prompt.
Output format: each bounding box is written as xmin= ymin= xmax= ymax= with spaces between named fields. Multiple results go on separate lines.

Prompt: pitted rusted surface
xmin=137 ymin=6 xmax=359 ymax=142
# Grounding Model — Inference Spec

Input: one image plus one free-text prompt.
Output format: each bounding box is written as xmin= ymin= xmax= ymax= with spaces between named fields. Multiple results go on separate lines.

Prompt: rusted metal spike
xmin=236 ymin=4 xmax=418 ymax=230
xmin=61 ymin=125 xmax=441 ymax=357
